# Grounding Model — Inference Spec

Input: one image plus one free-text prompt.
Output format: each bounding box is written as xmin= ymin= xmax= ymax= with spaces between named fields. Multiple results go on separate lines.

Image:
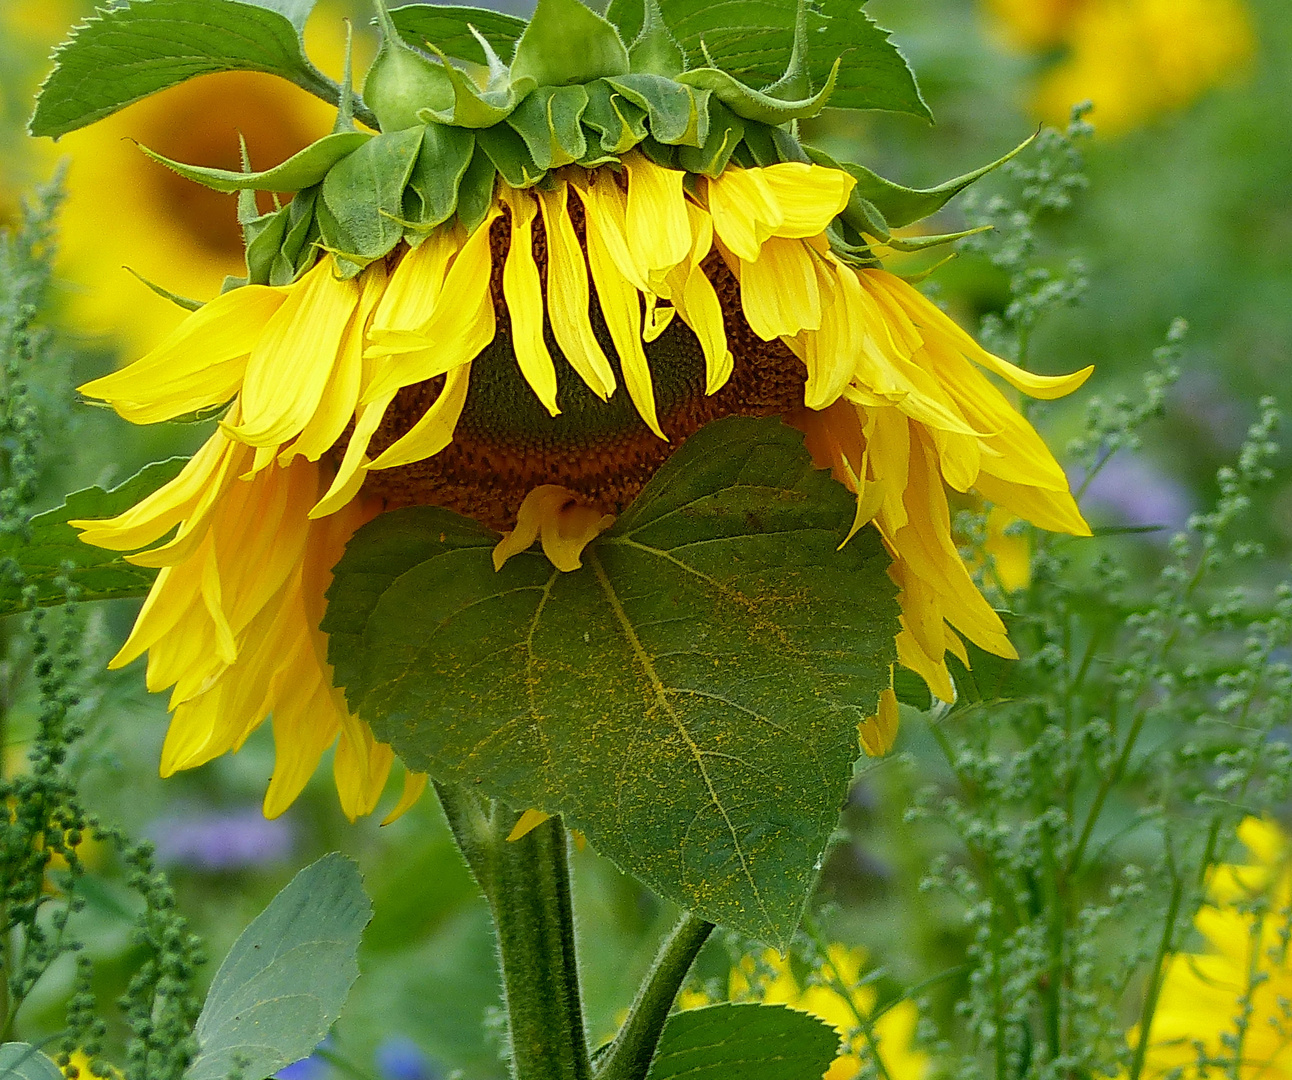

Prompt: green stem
xmin=595 ymin=913 xmax=714 ymax=1080
xmin=435 ymin=783 xmax=592 ymax=1080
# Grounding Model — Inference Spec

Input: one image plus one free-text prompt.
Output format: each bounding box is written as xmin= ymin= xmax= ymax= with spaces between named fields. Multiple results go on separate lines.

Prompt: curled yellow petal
xmin=500 ymin=185 xmax=559 ymax=415
xmin=623 ymin=152 xmax=692 ymax=277
xmin=706 ymin=167 xmax=782 ymax=262
xmin=759 ymin=162 xmax=855 ymax=238
xmin=369 ymin=362 xmax=473 ymax=470
xmin=537 ymin=184 xmax=615 ymax=400
xmin=492 ymin=485 xmax=615 ymax=573
xmin=859 ymin=683 xmax=900 ymax=756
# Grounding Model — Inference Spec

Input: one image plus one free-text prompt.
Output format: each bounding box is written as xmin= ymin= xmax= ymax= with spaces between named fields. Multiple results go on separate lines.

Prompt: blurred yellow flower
xmin=59 ymin=1050 xmax=121 ymax=1080
xmin=988 ymin=0 xmax=1255 ymax=134
xmin=25 ymin=4 xmax=364 ymax=352
xmin=684 ymin=943 xmax=929 ymax=1080
xmin=1128 ymin=817 xmax=1292 ymax=1078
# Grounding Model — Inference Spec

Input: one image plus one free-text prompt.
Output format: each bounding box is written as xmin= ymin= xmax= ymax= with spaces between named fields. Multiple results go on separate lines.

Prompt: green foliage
xmin=137 ymin=131 xmax=371 ymax=195
xmin=27 ymin=0 xmax=372 ymax=140
xmin=326 ymin=417 xmax=900 ymax=944
xmin=645 ymin=1004 xmax=839 ymax=1080
xmin=186 ymin=855 xmax=372 ymax=1080
xmin=388 ymin=5 xmax=529 ymax=68
xmin=0 ymin=460 xmax=185 ymax=617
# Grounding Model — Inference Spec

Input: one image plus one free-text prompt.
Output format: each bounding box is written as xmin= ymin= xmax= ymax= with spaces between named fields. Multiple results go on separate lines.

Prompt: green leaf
xmin=604 ymin=0 xmax=929 ymax=119
xmin=319 ymin=127 xmax=423 ymax=274
xmin=0 ymin=459 xmax=188 ymax=617
xmin=647 ymin=1004 xmax=840 ymax=1080
xmin=405 ymin=125 xmax=477 ymax=230
xmin=29 ymin=0 xmax=361 ymax=140
xmin=812 ymin=133 xmax=1036 ymax=231
xmin=135 ymin=131 xmax=370 ymax=194
xmin=389 ymin=4 xmax=528 ymax=67
xmin=0 ymin=1044 xmax=64 ymax=1080
xmin=324 ymin=417 xmax=899 ymax=945
xmin=185 ymin=853 xmax=372 ymax=1080
xmin=507 ymin=85 xmax=590 ymax=171
xmin=511 ymin=0 xmax=631 ymax=87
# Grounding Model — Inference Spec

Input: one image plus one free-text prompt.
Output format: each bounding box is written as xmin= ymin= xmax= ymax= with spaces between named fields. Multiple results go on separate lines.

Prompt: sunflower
xmin=680 ymin=943 xmax=929 ymax=1080
xmin=987 ymin=0 xmax=1255 ymax=133
xmin=49 ymin=0 xmax=1091 ymax=817
xmin=1123 ymin=818 xmax=1292 ymax=1078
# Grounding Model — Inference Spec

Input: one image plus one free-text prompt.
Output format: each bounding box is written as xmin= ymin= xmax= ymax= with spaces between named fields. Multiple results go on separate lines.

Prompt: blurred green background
xmin=1 ymin=0 xmax=1289 ymax=1076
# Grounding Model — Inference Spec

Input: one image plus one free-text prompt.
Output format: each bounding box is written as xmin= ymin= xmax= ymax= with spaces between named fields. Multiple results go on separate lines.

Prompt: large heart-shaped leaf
xmin=647 ymin=1004 xmax=840 ymax=1080
xmin=324 ymin=417 xmax=899 ymax=944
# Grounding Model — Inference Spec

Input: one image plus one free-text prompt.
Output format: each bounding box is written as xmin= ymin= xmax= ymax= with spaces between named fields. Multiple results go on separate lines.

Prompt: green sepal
xmin=389 ymin=4 xmax=528 ymax=68
xmin=604 ymin=74 xmax=708 ymax=147
xmin=270 ymin=185 xmax=322 ymax=284
xmin=134 ymin=131 xmax=370 ymax=194
xmin=319 ymin=126 xmax=423 ymax=275
xmin=124 ymin=268 xmax=203 ymax=311
xmin=628 ymin=0 xmax=686 ymax=78
xmin=366 ymin=0 xmax=455 ymax=132
xmin=814 ymin=132 xmax=1037 ymax=231
xmin=405 ymin=124 xmax=477 ymax=229
xmin=506 ymin=85 xmax=590 ymax=171
xmin=883 ymin=224 xmax=993 ymax=252
xmin=476 ymin=123 xmax=543 ymax=188
xmin=741 ymin=123 xmax=779 ymax=167
xmin=415 ymin=41 xmax=531 ymax=128
xmin=583 ymin=80 xmax=649 ymax=154
xmin=244 ymin=202 xmax=293 ymax=285
xmin=677 ymin=99 xmax=743 ymax=177
xmin=456 ymin=145 xmax=499 ymax=231
xmin=511 ymin=0 xmax=631 ymax=88
xmin=638 ymin=136 xmax=679 ymax=169
xmin=676 ymin=57 xmax=838 ymax=124
xmin=771 ymin=127 xmax=810 ymax=163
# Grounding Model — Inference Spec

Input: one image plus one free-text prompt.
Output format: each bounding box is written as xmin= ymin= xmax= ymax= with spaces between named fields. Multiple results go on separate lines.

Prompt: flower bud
xmin=363 ymin=0 xmax=453 ymax=132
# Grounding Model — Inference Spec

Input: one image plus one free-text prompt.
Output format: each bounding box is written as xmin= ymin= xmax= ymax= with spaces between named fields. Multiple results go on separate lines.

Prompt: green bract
xmin=31 ymin=0 xmax=1029 ymax=285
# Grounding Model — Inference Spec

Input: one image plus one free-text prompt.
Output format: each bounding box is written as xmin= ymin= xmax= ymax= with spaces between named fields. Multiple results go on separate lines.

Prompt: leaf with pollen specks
xmin=324 ymin=417 xmax=900 ymax=945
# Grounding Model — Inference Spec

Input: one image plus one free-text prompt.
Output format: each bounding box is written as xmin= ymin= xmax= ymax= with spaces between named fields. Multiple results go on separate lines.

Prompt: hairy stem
xmin=435 ymin=782 xmax=592 ymax=1080
xmin=595 ymin=912 xmax=714 ymax=1080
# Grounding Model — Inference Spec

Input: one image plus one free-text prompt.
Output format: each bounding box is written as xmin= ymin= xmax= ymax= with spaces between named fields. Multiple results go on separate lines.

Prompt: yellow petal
xmin=309 ymin=393 xmax=394 ymax=518
xmin=706 ymin=167 xmax=783 ymax=262
xmin=740 ymin=236 xmax=822 ymax=341
xmin=362 ymin=207 xmax=500 ymax=402
xmin=227 ymin=259 xmax=361 ymax=447
xmin=285 ymin=261 xmax=387 ymax=464
xmin=369 ymin=362 xmax=473 ymax=470
xmin=759 ymin=162 xmax=855 ymax=238
xmin=372 ymin=225 xmax=461 ymax=334
xmin=78 ymin=284 xmax=288 ymax=424
xmin=867 ymin=269 xmax=1095 ymax=399
xmin=492 ymin=485 xmax=615 ymax=572
xmin=334 ymin=712 xmax=395 ymax=822
xmin=264 ymin=674 xmax=341 ymax=819
xmin=382 ymin=770 xmax=429 ymax=825
xmin=573 ymin=172 xmax=650 ymax=292
xmin=500 ymin=186 xmax=560 ymax=415
xmin=859 ymin=684 xmax=900 ymax=756
xmin=536 ymin=184 xmax=616 ymax=400
xmin=508 ymin=809 xmax=553 ymax=841
xmin=661 ymin=203 xmax=731 ymax=394
xmin=579 ymin=194 xmax=664 ymax=439
xmin=623 ymin=152 xmax=692 ymax=276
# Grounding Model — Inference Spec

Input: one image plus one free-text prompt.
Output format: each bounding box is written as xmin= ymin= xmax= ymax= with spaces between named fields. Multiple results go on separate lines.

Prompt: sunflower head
xmin=33 ymin=0 xmax=1092 ymax=940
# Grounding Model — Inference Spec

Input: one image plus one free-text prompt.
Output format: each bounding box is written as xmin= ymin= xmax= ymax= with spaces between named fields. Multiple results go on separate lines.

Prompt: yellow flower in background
xmin=24 ymin=4 xmax=364 ymax=353
xmin=987 ymin=0 xmax=1255 ymax=134
xmin=1128 ymin=818 xmax=1292 ymax=1078
xmin=684 ymin=944 xmax=929 ymax=1080
xmin=72 ymin=150 xmax=1091 ymax=815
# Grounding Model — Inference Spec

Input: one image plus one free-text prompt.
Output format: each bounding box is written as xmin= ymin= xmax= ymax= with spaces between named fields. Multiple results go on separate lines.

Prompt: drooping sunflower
xmin=43 ymin=0 xmax=1092 ymax=819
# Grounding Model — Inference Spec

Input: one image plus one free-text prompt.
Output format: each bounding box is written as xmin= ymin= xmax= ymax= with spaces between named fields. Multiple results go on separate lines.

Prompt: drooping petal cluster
xmin=76 ymin=153 xmax=1090 ymax=812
